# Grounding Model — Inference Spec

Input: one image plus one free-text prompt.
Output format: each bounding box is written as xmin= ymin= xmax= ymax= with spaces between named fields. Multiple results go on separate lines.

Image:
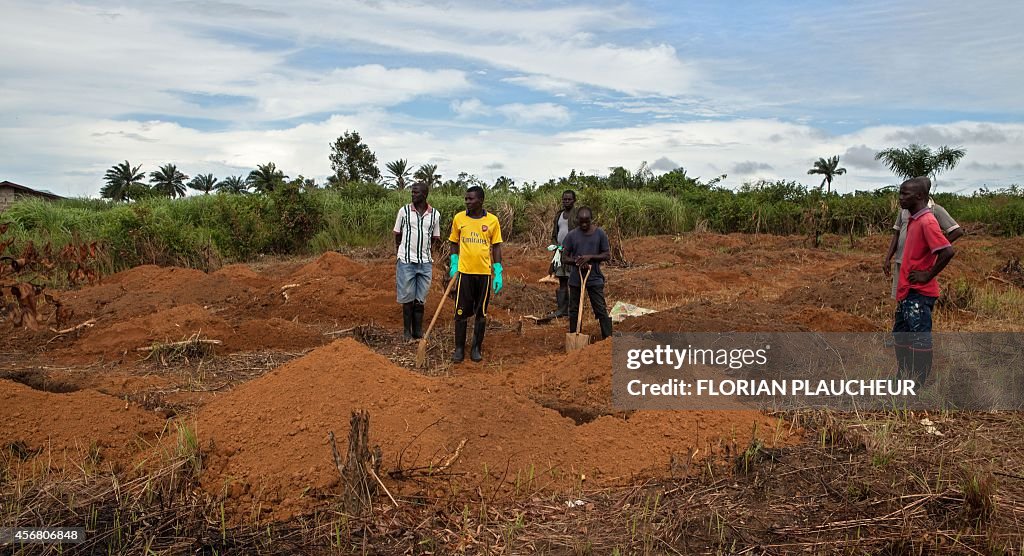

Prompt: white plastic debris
xmin=609 ymin=301 xmax=657 ymax=323
xmin=919 ymin=417 xmax=944 ymax=437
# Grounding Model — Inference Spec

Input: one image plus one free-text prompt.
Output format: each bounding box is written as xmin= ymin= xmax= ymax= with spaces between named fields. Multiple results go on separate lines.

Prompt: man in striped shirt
xmin=394 ymin=181 xmax=442 ymax=341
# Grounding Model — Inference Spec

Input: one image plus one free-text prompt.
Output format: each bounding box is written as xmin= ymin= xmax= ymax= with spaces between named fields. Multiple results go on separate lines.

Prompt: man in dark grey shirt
xmin=561 ymin=207 xmax=612 ymax=339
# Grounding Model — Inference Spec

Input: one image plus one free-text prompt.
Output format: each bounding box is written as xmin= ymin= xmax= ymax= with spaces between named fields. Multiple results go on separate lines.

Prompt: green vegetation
xmin=874 ymin=143 xmax=967 ymax=180
xmin=4 ymin=178 xmax=1022 ymax=273
xmin=6 ymin=135 xmax=1019 ymax=272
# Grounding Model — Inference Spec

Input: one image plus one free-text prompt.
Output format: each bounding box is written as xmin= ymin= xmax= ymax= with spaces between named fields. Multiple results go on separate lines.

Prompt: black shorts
xmin=454 ymin=273 xmax=492 ymax=320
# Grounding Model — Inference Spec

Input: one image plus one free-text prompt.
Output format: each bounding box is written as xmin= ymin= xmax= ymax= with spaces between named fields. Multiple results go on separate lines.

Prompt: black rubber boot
xmin=555 ymin=287 xmax=569 ymax=317
xmin=452 ymin=320 xmax=467 ymax=363
xmin=471 ymin=318 xmax=486 ymax=362
xmin=599 ymin=317 xmax=613 ymax=340
xmin=909 ymin=348 xmax=933 ymax=390
xmin=411 ymin=301 xmax=424 ymax=339
xmin=402 ymin=303 xmax=414 ymax=341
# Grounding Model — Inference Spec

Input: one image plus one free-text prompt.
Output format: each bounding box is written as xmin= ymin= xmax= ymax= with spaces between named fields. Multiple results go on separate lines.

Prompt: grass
xmin=4 ymin=185 xmax=1023 ymax=274
xmin=2 ymin=409 xmax=1023 ymax=553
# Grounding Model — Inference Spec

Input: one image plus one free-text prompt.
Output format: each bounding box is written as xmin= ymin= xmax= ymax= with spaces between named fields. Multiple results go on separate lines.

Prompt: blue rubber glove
xmin=492 ymin=262 xmax=503 ymax=294
xmin=449 ymin=254 xmax=459 ymax=278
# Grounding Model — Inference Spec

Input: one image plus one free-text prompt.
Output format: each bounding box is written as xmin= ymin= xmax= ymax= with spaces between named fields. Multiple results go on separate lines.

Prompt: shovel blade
xmin=415 ymin=340 xmax=428 ymax=368
xmin=565 ymin=332 xmax=590 ymax=353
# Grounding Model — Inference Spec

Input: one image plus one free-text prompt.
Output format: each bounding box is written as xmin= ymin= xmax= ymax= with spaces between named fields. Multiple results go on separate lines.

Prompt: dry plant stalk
xmin=333 ymin=409 xmax=382 ymax=514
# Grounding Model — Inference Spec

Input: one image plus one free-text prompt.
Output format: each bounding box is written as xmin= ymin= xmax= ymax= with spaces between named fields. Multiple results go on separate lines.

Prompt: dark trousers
xmin=892 ymin=291 xmax=937 ymax=388
xmin=568 ymin=283 xmax=611 ymax=338
xmin=454 ymin=273 xmax=492 ymax=322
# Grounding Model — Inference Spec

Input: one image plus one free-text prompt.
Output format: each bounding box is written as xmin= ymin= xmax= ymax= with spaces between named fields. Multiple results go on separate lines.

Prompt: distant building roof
xmin=0 ymin=181 xmax=64 ymax=200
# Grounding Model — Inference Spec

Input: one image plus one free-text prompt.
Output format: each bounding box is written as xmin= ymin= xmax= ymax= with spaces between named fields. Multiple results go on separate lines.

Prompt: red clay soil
xmin=15 ymin=236 xmax=907 ymax=365
xmin=0 ymin=379 xmax=166 ymax=469
xmin=618 ymin=298 xmax=881 ymax=334
xmin=230 ymin=318 xmax=324 ymax=352
xmin=5 ymin=233 xmax=1022 ymax=526
xmin=56 ymin=304 xmax=235 ymax=364
xmin=491 ymin=340 xmax=614 ymax=408
xmin=37 ymin=254 xmax=378 ymax=363
xmin=197 ymin=339 xmax=785 ymax=521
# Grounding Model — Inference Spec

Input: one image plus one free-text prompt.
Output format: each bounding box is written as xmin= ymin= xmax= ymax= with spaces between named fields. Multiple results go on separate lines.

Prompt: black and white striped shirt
xmin=393 ymin=204 xmax=441 ymax=264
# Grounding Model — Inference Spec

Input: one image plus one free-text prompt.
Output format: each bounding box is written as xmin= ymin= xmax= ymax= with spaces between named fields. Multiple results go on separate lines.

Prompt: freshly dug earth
xmin=198 ymin=339 xmax=786 ymax=521
xmin=2 ymin=232 xmax=1022 ymax=530
xmin=0 ymin=379 xmax=166 ymax=469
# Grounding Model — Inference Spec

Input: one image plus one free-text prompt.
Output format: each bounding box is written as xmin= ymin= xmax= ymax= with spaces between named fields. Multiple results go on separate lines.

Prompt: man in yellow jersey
xmin=448 ymin=185 xmax=504 ymax=363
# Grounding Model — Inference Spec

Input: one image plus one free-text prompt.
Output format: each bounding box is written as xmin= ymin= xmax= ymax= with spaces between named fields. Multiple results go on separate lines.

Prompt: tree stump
xmin=331 ymin=409 xmax=381 ymax=514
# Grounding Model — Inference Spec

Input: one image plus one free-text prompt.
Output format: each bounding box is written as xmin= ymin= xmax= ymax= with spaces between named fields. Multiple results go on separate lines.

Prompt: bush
xmin=3 ymin=182 xmax=1022 ymax=272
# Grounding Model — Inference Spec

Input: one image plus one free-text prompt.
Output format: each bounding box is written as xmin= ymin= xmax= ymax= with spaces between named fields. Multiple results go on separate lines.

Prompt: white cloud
xmin=450 ymin=99 xmax=571 ymax=126
xmin=0 ymin=2 xmax=472 ymax=124
xmin=502 ymin=75 xmax=581 ymax=97
xmin=495 ymin=103 xmax=571 ymax=126
xmin=251 ymin=65 xmax=471 ymax=120
xmin=185 ymin=0 xmax=700 ymax=97
xmin=3 ymin=0 xmax=1023 ymax=198
xmin=8 ymin=114 xmax=1023 ymax=198
xmin=450 ymin=98 xmax=490 ymax=119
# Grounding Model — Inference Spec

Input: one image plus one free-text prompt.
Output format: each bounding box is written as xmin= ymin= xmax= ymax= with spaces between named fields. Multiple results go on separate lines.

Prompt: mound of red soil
xmin=775 ymin=261 xmax=890 ymax=322
xmin=229 ymin=318 xmax=325 ymax=352
xmin=0 ymin=380 xmax=165 ymax=468
xmin=211 ymin=264 xmax=272 ymax=289
xmin=58 ymin=264 xmax=273 ymax=326
xmin=60 ymin=304 xmax=234 ymax=363
xmin=496 ymin=340 xmax=613 ymax=408
xmin=619 ymin=300 xmax=805 ymax=333
xmin=197 ymin=339 xmax=786 ymax=521
xmin=289 ymin=251 xmax=367 ymax=280
xmin=783 ymin=307 xmax=880 ymax=332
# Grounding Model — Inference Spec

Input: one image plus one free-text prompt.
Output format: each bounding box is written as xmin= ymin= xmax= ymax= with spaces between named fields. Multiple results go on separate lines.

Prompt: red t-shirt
xmin=897 ymin=208 xmax=951 ymax=300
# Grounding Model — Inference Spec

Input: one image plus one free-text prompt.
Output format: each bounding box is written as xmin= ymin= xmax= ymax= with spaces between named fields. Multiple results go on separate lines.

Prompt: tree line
xmin=101 ymin=129 xmax=971 ymax=202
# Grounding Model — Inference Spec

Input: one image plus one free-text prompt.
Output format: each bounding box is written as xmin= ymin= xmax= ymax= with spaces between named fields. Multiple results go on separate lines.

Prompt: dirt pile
xmin=289 ymin=251 xmax=368 ymax=280
xmin=197 ymin=339 xmax=788 ymax=521
xmin=44 ymin=253 xmax=381 ymax=362
xmin=496 ymin=341 xmax=613 ymax=408
xmin=775 ymin=261 xmax=890 ymax=322
xmin=62 ymin=265 xmax=269 ymax=322
xmin=58 ymin=304 xmax=234 ymax=363
xmin=230 ymin=317 xmax=325 ymax=352
xmin=196 ymin=339 xmax=574 ymax=520
xmin=0 ymin=380 xmax=165 ymax=468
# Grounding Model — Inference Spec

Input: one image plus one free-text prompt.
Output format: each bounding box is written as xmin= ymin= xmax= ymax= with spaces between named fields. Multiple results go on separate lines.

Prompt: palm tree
xmin=246 ymin=162 xmax=287 ymax=194
xmin=101 ymin=160 xmax=146 ymax=202
xmin=413 ymin=163 xmax=441 ymax=188
xmin=874 ymin=144 xmax=966 ymax=181
xmin=806 ymin=155 xmax=847 ymax=194
xmin=386 ymin=159 xmax=412 ymax=190
xmin=149 ymin=163 xmax=189 ymax=198
xmin=188 ymin=173 xmax=218 ymax=195
xmin=493 ymin=176 xmax=515 ymax=191
xmin=217 ymin=175 xmax=248 ymax=194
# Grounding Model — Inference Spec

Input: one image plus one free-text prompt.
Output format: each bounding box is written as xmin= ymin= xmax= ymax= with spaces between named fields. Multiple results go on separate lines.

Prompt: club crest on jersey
xmin=481 ymin=225 xmax=488 ymax=232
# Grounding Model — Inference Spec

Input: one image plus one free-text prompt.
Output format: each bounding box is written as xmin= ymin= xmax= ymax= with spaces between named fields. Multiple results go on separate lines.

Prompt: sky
xmin=2 ymin=0 xmax=1023 ymax=197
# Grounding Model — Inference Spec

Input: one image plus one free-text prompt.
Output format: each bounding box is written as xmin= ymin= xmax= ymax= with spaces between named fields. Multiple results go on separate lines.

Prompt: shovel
xmin=416 ymin=272 xmax=459 ymax=368
xmin=565 ymin=267 xmax=592 ymax=353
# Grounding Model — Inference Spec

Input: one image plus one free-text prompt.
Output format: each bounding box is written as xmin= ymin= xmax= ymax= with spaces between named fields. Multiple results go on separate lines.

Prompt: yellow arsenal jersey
xmin=448 ymin=211 xmax=503 ymax=275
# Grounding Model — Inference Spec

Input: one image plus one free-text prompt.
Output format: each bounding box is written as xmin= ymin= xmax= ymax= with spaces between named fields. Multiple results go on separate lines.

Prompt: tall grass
xmin=2 ymin=185 xmax=1022 ymax=272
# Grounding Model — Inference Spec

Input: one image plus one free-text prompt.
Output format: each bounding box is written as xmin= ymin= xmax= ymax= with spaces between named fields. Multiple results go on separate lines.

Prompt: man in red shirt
xmin=893 ymin=177 xmax=956 ymax=388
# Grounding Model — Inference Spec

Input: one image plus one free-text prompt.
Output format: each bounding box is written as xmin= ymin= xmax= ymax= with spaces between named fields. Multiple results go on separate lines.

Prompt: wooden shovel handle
xmin=575 ymin=267 xmax=592 ymax=333
xmin=423 ymin=272 xmax=459 ymax=341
